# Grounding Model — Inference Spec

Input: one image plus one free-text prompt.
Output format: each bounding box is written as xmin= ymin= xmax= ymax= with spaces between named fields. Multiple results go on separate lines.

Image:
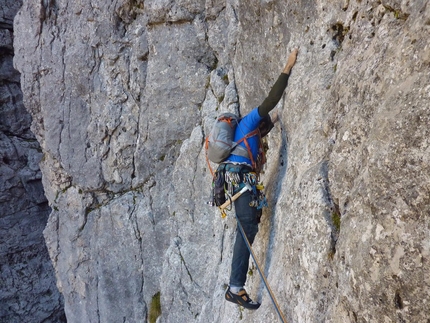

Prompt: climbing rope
xmin=234 ymin=214 xmax=288 ymax=323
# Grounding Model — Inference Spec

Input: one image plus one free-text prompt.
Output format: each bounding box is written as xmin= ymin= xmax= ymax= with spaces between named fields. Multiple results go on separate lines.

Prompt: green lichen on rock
xmin=332 ymin=210 xmax=341 ymax=232
xmin=149 ymin=292 xmax=161 ymax=323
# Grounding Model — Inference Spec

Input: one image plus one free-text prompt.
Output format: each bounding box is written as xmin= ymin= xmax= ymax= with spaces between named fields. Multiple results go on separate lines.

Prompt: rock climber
xmin=222 ymin=48 xmax=298 ymax=309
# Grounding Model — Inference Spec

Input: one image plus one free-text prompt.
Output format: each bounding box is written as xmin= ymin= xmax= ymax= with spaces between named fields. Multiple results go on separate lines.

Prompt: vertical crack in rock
xmin=179 ymin=247 xmax=194 ymax=283
xmin=129 ymin=194 xmax=146 ymax=308
xmin=147 ymin=180 xmax=156 ymax=226
xmin=95 ymin=270 xmax=101 ymax=323
xmin=219 ymin=223 xmax=228 ymax=263
xmin=319 ymin=161 xmax=341 ymax=258
xmin=262 ymin=117 xmax=289 ymax=276
xmin=174 ymin=236 xmax=197 ymax=287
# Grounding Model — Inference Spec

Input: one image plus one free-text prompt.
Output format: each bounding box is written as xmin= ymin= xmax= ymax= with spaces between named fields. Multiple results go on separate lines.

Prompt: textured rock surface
xmin=0 ymin=0 xmax=65 ymax=322
xmin=13 ymin=0 xmax=430 ymax=322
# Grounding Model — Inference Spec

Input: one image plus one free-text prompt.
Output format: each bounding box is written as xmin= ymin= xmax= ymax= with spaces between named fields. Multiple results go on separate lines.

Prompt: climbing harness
xmin=235 ymin=214 xmax=288 ymax=323
xmin=208 ymin=164 xmax=268 ymax=217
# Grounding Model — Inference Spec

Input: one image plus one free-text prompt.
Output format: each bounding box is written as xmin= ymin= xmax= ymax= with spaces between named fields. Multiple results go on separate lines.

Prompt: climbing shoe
xmin=225 ymin=287 xmax=261 ymax=310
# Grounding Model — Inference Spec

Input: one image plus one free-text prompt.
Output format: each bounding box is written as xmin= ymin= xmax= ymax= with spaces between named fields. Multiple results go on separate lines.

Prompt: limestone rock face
xmin=13 ymin=0 xmax=429 ymax=322
xmin=0 ymin=0 xmax=65 ymax=322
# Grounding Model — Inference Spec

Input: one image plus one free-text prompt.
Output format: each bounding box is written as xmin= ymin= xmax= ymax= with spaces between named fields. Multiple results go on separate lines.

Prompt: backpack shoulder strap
xmin=231 ymin=129 xmax=261 ymax=169
xmin=236 ymin=129 xmax=259 ymax=143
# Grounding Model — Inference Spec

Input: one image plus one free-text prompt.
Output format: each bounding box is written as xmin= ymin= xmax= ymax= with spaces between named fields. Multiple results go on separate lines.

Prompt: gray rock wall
xmin=0 ymin=0 xmax=65 ymax=322
xmin=13 ymin=0 xmax=430 ymax=322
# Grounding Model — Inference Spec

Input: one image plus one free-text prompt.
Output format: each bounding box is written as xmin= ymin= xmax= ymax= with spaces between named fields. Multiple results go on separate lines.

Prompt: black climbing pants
xmin=229 ymin=190 xmax=261 ymax=287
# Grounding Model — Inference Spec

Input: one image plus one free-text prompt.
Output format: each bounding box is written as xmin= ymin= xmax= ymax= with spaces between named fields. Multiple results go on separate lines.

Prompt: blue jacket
xmin=224 ymin=107 xmax=262 ymax=167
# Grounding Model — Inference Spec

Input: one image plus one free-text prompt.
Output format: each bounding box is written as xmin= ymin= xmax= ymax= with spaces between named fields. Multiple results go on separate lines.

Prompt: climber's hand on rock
xmin=271 ymin=110 xmax=279 ymax=124
xmin=283 ymin=48 xmax=299 ymax=74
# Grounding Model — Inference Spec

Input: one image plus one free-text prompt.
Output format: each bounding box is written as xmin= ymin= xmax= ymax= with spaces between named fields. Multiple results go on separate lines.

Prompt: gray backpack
xmin=205 ymin=113 xmax=260 ymax=177
xmin=205 ymin=113 xmax=240 ymax=163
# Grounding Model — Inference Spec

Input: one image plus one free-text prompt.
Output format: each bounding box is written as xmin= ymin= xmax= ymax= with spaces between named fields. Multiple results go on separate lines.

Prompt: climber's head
xmin=258 ymin=115 xmax=274 ymax=138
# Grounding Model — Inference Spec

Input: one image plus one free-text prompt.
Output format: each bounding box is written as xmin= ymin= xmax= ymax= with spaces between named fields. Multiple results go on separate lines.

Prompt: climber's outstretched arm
xmin=258 ymin=48 xmax=299 ymax=117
